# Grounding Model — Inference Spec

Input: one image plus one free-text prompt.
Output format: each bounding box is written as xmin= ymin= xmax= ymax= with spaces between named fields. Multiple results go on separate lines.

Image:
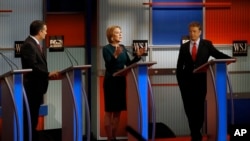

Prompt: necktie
xmin=192 ymin=42 xmax=197 ymax=61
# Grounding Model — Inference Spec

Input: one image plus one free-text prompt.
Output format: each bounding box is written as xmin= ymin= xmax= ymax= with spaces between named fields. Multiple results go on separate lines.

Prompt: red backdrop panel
xmin=46 ymin=13 xmax=85 ymax=47
xmin=205 ymin=0 xmax=250 ymax=44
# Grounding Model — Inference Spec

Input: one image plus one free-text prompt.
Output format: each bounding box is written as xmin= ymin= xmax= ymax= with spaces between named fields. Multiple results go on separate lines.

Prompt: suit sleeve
xmin=176 ymin=44 xmax=185 ymax=87
xmin=207 ymin=40 xmax=232 ymax=59
xmin=125 ymin=53 xmax=141 ymax=66
xmin=119 ymin=45 xmax=141 ymax=66
xmin=21 ymin=43 xmax=49 ymax=78
xmin=102 ymin=46 xmax=118 ymax=72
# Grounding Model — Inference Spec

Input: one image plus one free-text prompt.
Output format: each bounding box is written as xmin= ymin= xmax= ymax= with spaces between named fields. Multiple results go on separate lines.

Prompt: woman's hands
xmin=113 ymin=44 xmax=145 ymax=59
xmin=136 ymin=47 xmax=145 ymax=57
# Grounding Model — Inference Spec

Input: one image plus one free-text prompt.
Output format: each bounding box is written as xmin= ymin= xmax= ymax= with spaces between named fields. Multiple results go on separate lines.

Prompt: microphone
xmin=63 ymin=49 xmax=74 ymax=66
xmin=64 ymin=48 xmax=79 ymax=66
xmin=0 ymin=52 xmax=19 ymax=70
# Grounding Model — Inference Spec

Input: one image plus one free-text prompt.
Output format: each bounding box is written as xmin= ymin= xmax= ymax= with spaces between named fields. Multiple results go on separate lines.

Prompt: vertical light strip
xmin=73 ymin=69 xmax=83 ymax=141
xmin=14 ymin=73 xmax=23 ymax=141
xmin=215 ymin=63 xmax=227 ymax=141
xmin=137 ymin=65 xmax=148 ymax=140
xmin=203 ymin=0 xmax=206 ymax=39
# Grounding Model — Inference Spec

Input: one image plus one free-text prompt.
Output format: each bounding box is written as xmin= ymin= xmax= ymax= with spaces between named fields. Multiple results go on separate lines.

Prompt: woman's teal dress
xmin=102 ymin=44 xmax=141 ymax=112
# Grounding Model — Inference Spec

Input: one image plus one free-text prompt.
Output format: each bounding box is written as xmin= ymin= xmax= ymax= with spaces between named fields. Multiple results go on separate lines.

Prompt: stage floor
xmin=154 ymin=136 xmax=207 ymax=141
xmin=153 ymin=135 xmax=230 ymax=141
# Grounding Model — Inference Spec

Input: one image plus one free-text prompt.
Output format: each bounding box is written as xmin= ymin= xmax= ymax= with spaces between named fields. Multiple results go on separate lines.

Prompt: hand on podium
xmin=49 ymin=70 xmax=61 ymax=80
xmin=136 ymin=47 xmax=145 ymax=57
xmin=226 ymin=57 xmax=237 ymax=65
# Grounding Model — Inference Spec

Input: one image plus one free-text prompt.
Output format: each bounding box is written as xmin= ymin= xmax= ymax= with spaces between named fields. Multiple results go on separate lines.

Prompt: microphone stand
xmin=64 ymin=49 xmax=74 ymax=66
xmin=65 ymin=48 xmax=79 ymax=65
xmin=0 ymin=52 xmax=19 ymax=70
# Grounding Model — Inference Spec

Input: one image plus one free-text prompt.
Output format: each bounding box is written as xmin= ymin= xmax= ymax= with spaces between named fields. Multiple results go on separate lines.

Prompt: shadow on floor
xmin=39 ymin=128 xmax=98 ymax=141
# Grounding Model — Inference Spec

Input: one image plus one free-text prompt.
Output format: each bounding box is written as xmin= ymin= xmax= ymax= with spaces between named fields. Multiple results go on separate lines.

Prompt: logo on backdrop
xmin=132 ymin=40 xmax=148 ymax=56
xmin=49 ymin=35 xmax=64 ymax=52
xmin=232 ymin=40 xmax=247 ymax=56
xmin=14 ymin=41 xmax=24 ymax=58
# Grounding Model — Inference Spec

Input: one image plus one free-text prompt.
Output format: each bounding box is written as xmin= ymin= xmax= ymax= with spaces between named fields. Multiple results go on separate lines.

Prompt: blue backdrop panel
xmin=227 ymin=99 xmax=250 ymax=125
xmin=152 ymin=0 xmax=203 ymax=45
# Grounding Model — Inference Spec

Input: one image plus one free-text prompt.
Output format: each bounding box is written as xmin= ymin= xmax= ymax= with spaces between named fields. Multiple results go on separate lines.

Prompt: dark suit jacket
xmin=20 ymin=36 xmax=49 ymax=94
xmin=176 ymin=39 xmax=231 ymax=95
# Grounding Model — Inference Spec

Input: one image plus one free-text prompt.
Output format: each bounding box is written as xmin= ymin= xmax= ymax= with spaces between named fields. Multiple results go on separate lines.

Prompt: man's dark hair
xmin=189 ymin=21 xmax=202 ymax=31
xmin=30 ymin=20 xmax=46 ymax=36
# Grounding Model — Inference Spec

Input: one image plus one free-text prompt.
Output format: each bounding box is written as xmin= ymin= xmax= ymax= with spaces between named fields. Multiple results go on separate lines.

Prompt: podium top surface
xmin=194 ymin=58 xmax=236 ymax=73
xmin=60 ymin=65 xmax=92 ymax=74
xmin=113 ymin=61 xmax=157 ymax=76
xmin=0 ymin=69 xmax=32 ymax=79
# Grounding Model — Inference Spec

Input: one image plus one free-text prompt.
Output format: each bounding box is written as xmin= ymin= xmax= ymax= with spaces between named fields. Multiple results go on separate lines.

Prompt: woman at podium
xmin=176 ymin=21 xmax=232 ymax=141
xmin=102 ymin=25 xmax=145 ymax=141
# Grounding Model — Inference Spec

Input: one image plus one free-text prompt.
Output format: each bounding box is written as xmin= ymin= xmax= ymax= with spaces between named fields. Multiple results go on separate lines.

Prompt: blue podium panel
xmin=13 ymin=73 xmax=24 ymax=141
xmin=137 ymin=65 xmax=149 ymax=140
xmin=0 ymin=69 xmax=32 ymax=141
xmin=61 ymin=65 xmax=91 ymax=141
xmin=62 ymin=68 xmax=83 ymax=141
xmin=114 ymin=62 xmax=156 ymax=141
xmin=73 ymin=68 xmax=83 ymax=141
xmin=215 ymin=63 xmax=227 ymax=141
xmin=194 ymin=59 xmax=236 ymax=141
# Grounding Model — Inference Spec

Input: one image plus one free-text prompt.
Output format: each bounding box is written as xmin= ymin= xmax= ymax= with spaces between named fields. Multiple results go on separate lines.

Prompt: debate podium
xmin=59 ymin=65 xmax=91 ymax=141
xmin=113 ymin=61 xmax=157 ymax=141
xmin=0 ymin=69 xmax=32 ymax=141
xmin=193 ymin=58 xmax=236 ymax=141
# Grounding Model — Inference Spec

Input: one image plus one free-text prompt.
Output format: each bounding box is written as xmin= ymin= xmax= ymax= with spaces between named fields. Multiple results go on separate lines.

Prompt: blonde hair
xmin=106 ymin=25 xmax=121 ymax=43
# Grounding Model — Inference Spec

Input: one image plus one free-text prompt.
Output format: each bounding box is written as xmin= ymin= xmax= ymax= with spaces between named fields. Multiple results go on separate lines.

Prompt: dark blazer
xmin=20 ymin=36 xmax=49 ymax=94
xmin=176 ymin=39 xmax=231 ymax=94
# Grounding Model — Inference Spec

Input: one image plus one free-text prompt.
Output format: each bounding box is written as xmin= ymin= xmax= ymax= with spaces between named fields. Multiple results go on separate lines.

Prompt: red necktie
xmin=192 ymin=42 xmax=197 ymax=61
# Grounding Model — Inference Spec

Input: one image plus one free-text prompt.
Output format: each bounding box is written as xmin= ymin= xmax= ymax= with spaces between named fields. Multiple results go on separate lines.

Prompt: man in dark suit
xmin=20 ymin=20 xmax=60 ymax=141
xmin=176 ymin=21 xmax=232 ymax=141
